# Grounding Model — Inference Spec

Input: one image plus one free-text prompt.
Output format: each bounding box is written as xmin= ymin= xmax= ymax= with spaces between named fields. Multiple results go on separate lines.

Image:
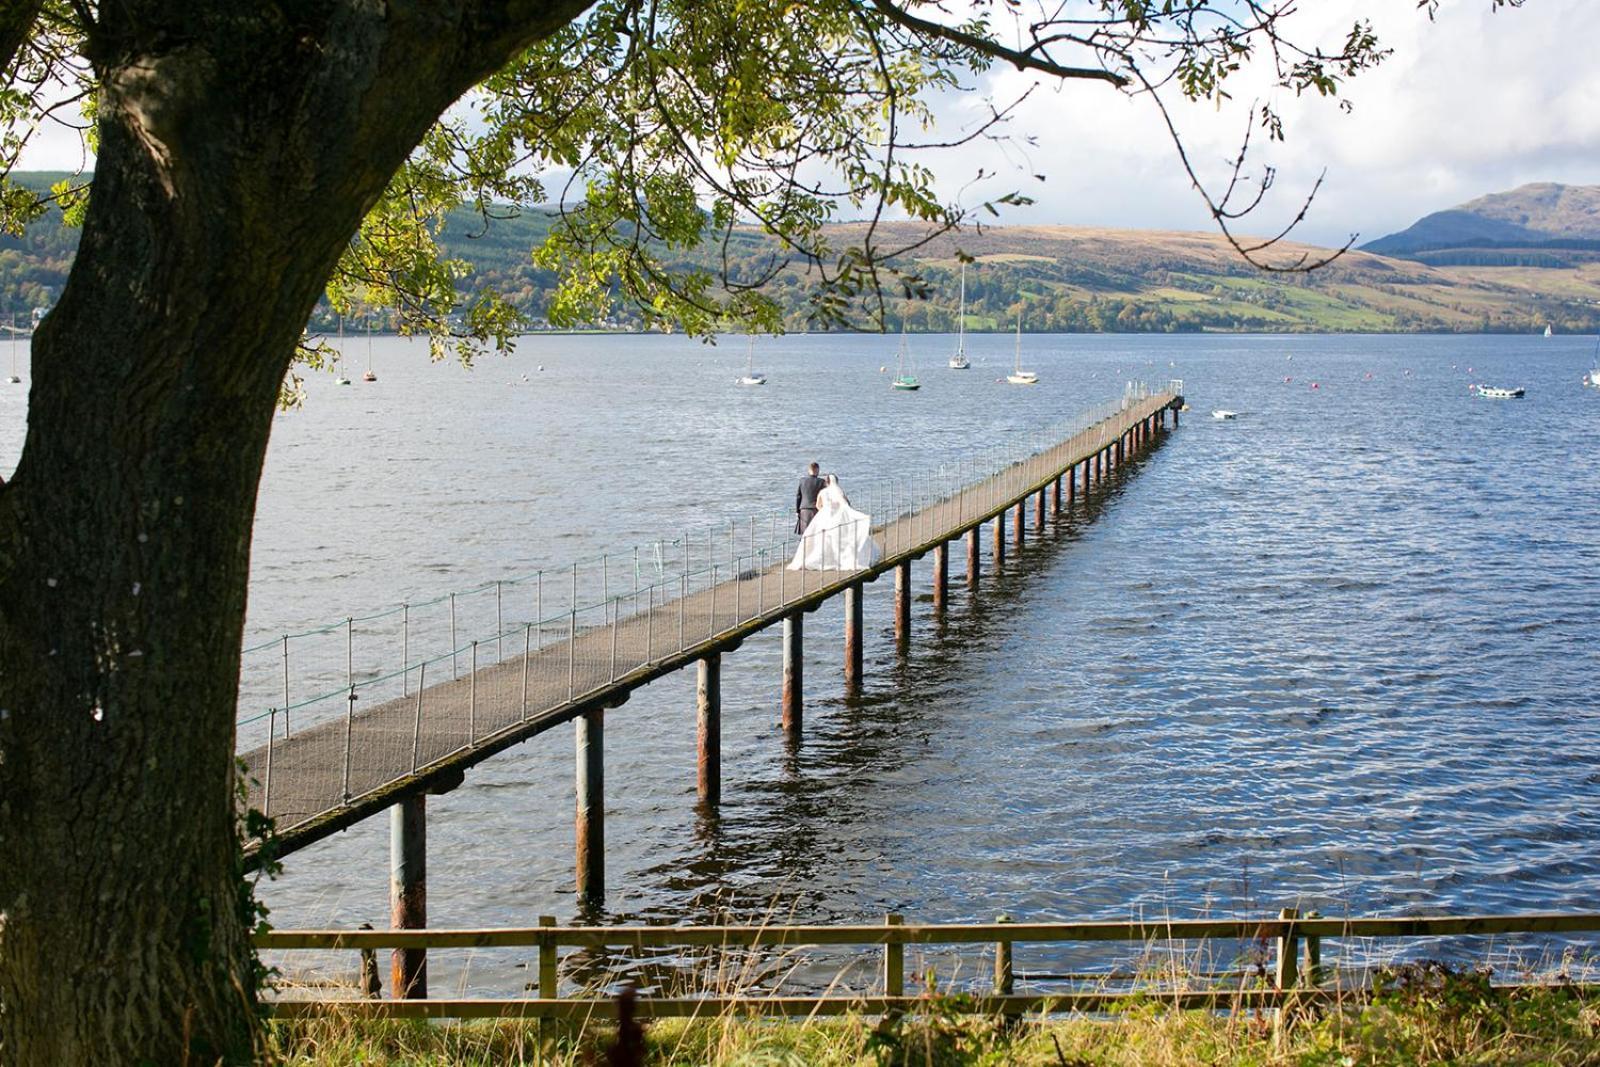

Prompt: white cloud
xmin=927 ymin=0 xmax=1600 ymax=246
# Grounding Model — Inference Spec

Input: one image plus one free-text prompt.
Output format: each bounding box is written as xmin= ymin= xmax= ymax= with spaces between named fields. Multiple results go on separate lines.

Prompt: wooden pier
xmin=240 ymin=387 xmax=1183 ymax=992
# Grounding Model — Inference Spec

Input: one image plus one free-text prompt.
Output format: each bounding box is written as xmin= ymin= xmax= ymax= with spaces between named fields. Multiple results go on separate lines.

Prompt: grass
xmin=272 ymin=975 xmax=1600 ymax=1065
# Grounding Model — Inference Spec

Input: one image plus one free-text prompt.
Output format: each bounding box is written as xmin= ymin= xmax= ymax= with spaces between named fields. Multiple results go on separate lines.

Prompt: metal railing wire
xmin=239 ymin=385 xmax=1180 ymax=834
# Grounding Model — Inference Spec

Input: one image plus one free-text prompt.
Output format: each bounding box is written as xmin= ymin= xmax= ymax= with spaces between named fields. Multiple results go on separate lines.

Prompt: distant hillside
xmin=1362 ymin=183 xmax=1600 ymax=267
xmin=6 ymin=173 xmax=1600 ymax=334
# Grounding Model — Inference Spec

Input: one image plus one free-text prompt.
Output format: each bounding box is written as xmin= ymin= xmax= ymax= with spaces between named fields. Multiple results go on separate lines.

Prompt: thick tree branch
xmin=867 ymin=0 xmax=1129 ymax=87
xmin=0 ymin=0 xmax=45 ymax=78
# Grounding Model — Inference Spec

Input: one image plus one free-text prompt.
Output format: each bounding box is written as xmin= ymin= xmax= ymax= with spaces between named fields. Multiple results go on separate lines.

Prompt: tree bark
xmin=0 ymin=2 xmax=587 ymax=1061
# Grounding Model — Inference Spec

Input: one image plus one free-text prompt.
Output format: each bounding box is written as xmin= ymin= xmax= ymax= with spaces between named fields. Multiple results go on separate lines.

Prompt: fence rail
xmin=260 ymin=909 xmax=1600 ymax=1019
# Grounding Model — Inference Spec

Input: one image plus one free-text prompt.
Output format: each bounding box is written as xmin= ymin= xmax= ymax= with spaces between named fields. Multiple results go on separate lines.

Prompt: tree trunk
xmin=0 ymin=3 xmax=587 ymax=1060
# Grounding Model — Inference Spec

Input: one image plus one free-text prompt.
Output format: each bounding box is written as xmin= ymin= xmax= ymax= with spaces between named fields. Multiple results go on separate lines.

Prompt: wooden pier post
xmin=844 ymin=583 xmax=864 ymax=688
xmin=575 ymin=708 xmax=604 ymax=901
xmin=1035 ymin=487 xmax=1046 ymax=530
xmin=782 ymin=613 xmax=803 ymax=732
xmin=894 ymin=562 xmax=912 ymax=649
xmin=965 ymin=527 xmax=980 ymax=587
xmin=1012 ymin=501 xmax=1025 ymax=549
xmin=993 ymin=509 xmax=1006 ymax=568
xmin=389 ymin=794 xmax=427 ymax=998
xmin=1052 ymin=476 xmax=1062 ymax=515
xmin=932 ymin=542 xmax=949 ymax=611
xmin=697 ymin=653 xmax=721 ymax=806
xmin=1173 ymin=406 xmax=1180 ymax=428
xmin=1068 ymin=463 xmax=1078 ymax=505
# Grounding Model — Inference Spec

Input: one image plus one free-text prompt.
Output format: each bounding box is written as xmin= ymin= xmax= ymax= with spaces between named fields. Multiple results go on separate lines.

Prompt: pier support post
xmin=575 ymin=708 xmax=604 ymax=902
xmin=965 ymin=528 xmax=980 ymax=587
xmin=389 ymin=794 xmax=427 ymax=999
xmin=1068 ymin=464 xmax=1078 ymax=505
xmin=844 ymin=583 xmax=864 ymax=688
xmin=1173 ymin=407 xmax=1180 ymax=428
xmin=993 ymin=510 xmax=1006 ymax=568
xmin=782 ymin=613 xmax=803 ymax=732
xmin=1012 ymin=501 xmax=1025 ymax=549
xmin=1035 ymin=487 xmax=1047 ymax=530
xmin=894 ymin=562 xmax=912 ymax=649
xmin=697 ymin=653 xmax=721 ymax=806
xmin=1052 ymin=476 xmax=1062 ymax=515
xmin=932 ymin=542 xmax=949 ymax=612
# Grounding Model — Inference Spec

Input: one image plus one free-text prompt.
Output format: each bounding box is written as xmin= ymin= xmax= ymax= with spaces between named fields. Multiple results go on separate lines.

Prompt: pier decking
xmin=240 ymin=386 xmax=1182 ymax=874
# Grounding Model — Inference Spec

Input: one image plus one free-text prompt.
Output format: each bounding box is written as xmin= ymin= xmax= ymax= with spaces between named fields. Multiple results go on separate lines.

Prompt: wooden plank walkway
xmin=240 ymin=391 xmax=1180 ymax=864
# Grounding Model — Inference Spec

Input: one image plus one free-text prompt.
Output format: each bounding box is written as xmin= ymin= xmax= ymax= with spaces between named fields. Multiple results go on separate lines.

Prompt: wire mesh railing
xmin=238 ymin=385 xmax=1179 ymax=833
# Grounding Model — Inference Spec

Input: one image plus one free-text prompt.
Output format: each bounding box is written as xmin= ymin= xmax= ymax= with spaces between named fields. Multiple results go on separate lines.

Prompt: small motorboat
xmin=1212 ymin=409 xmax=1239 ymax=420
xmin=1475 ymin=385 xmax=1525 ymax=399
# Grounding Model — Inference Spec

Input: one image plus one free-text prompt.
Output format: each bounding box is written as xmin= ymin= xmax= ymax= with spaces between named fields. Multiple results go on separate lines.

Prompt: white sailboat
xmin=949 ymin=263 xmax=970 ymax=369
xmin=362 ymin=319 xmax=377 ymax=382
xmin=736 ymin=336 xmax=766 ymax=385
xmin=333 ymin=316 xmax=351 ymax=385
xmin=1586 ymin=334 xmax=1600 ymax=389
xmin=1006 ymin=317 xmax=1038 ymax=385
xmin=892 ymin=323 xmax=920 ymax=390
xmin=1544 ymin=324 xmax=1554 ymax=337
xmin=7 ymin=316 xmax=21 ymax=383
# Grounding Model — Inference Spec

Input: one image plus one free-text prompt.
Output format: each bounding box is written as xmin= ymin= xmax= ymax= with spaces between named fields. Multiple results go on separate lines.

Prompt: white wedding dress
xmin=789 ymin=477 xmax=883 ymax=570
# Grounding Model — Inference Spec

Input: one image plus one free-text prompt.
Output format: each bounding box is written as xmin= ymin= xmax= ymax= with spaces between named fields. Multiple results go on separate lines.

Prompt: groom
xmin=795 ymin=461 xmax=826 ymax=534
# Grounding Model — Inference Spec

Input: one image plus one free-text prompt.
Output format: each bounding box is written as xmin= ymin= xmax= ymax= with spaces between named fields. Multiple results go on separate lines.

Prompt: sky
xmin=16 ymin=0 xmax=1599 ymax=251
xmin=929 ymin=0 xmax=1600 ymax=246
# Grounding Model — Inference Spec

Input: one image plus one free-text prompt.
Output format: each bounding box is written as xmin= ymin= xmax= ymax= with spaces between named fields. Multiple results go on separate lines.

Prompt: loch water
xmin=4 ymin=331 xmax=1598 ymax=992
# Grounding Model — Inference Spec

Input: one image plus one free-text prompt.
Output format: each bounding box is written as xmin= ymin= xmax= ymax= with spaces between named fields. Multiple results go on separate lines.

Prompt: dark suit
xmin=795 ymin=474 xmax=826 ymax=533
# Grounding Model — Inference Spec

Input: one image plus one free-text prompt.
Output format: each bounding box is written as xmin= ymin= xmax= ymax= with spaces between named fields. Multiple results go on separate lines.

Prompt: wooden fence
xmin=259 ymin=910 xmax=1600 ymax=1019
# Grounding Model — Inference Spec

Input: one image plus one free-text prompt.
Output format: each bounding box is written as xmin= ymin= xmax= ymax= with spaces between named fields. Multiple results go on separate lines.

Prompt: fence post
xmin=1275 ymin=907 xmax=1299 ymax=990
xmin=521 ymin=625 xmax=531 ymax=721
xmin=646 ymin=582 xmax=654 ymax=663
xmin=281 ymin=634 xmax=291 ymax=736
xmin=263 ymin=708 xmax=276 ymax=818
xmin=993 ymin=914 xmax=1014 ymax=997
xmin=538 ymin=915 xmax=559 ymax=998
xmin=568 ymin=609 xmax=577 ymax=700
xmin=679 ymin=574 xmax=686 ymax=652
xmin=411 ymin=662 xmax=426 ymax=771
xmin=884 ymin=913 xmax=905 ymax=999
xmin=341 ymin=685 xmax=356 ymax=802
xmin=1303 ymin=910 xmax=1323 ymax=985
xmin=609 ymin=597 xmax=619 ymax=682
xmin=402 ymin=603 xmax=410 ymax=696
xmin=469 ymin=641 xmax=478 ymax=743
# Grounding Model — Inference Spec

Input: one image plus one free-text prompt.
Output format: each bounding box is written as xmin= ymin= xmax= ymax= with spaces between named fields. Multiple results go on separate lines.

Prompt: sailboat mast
xmin=956 ymin=264 xmax=966 ymax=356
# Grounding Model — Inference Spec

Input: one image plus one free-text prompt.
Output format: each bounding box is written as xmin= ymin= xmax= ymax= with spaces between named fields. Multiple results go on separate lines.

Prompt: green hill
xmin=6 ymin=174 xmax=1599 ymax=334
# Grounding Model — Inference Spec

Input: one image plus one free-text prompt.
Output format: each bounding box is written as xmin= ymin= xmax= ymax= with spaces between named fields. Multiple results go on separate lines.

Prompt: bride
xmin=789 ymin=475 xmax=883 ymax=570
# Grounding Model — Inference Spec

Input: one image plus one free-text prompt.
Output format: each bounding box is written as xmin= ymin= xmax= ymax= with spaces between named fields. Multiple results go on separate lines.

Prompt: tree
xmin=0 ymin=1 xmax=1505 ymax=1061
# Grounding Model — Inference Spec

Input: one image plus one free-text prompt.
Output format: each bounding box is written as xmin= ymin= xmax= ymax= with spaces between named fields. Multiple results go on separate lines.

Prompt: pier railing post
xmin=575 ymin=708 xmax=605 ymax=902
xmin=389 ymin=793 xmax=427 ymax=999
xmin=263 ymin=708 xmax=276 ymax=818
xmin=697 ymin=653 xmax=721 ymax=806
xmin=411 ymin=663 xmax=425 ymax=771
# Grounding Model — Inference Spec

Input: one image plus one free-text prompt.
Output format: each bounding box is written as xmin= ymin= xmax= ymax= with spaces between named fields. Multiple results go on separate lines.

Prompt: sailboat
xmin=7 ymin=316 xmax=21 ymax=383
xmin=362 ymin=319 xmax=377 ymax=382
xmin=1585 ymin=334 xmax=1600 ymax=389
xmin=735 ymin=335 xmax=766 ymax=385
xmin=1006 ymin=317 xmax=1038 ymax=385
xmin=949 ymin=263 xmax=970 ymax=369
xmin=1544 ymin=324 xmax=1554 ymax=337
xmin=333 ymin=316 xmax=351 ymax=385
xmin=892 ymin=323 xmax=920 ymax=390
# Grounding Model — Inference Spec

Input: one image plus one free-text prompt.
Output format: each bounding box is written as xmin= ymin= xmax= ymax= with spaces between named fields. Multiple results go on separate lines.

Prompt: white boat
xmin=892 ymin=323 xmax=920 ymax=390
xmin=362 ymin=320 xmax=377 ymax=382
xmin=1475 ymin=385 xmax=1524 ymax=399
xmin=6 ymin=316 xmax=21 ymax=383
xmin=1006 ymin=317 xmax=1037 ymax=385
xmin=333 ymin=317 xmax=351 ymax=384
xmin=1586 ymin=336 xmax=1600 ymax=388
xmin=1212 ymin=409 xmax=1239 ymax=420
xmin=1544 ymin=324 xmax=1554 ymax=337
xmin=736 ymin=336 xmax=766 ymax=386
xmin=948 ymin=263 xmax=970 ymax=369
